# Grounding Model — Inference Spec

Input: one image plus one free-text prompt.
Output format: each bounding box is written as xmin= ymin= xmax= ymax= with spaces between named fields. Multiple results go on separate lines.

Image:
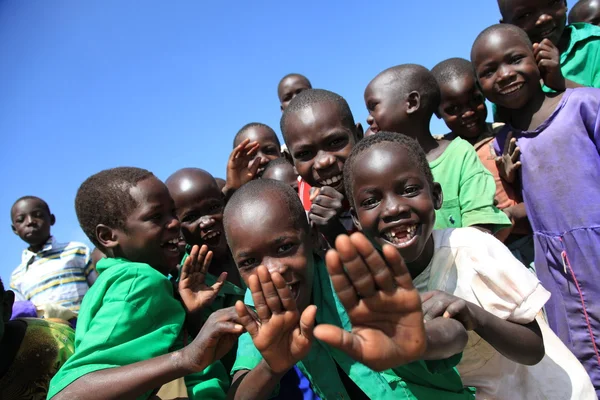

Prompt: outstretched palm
xmin=314 ymin=233 xmax=426 ymax=371
xmin=225 ymin=138 xmax=260 ymax=191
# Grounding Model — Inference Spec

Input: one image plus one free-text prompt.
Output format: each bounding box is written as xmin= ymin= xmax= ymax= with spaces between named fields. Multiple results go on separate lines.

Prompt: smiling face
xmin=279 ymin=75 xmax=312 ymax=111
xmin=364 ymin=74 xmax=410 ymax=136
xmin=226 ymin=191 xmax=314 ymax=311
xmin=438 ymin=75 xmax=488 ymax=142
xmin=236 ymin=126 xmax=282 ymax=176
xmin=472 ymin=29 xmax=541 ymax=109
xmin=283 ymin=101 xmax=357 ymax=194
xmin=166 ymin=170 xmax=228 ymax=259
xmin=500 ymin=0 xmax=567 ymax=45
xmin=350 ymin=143 xmax=442 ymax=275
xmin=11 ymin=198 xmax=55 ymax=250
xmin=109 ymin=177 xmax=181 ymax=275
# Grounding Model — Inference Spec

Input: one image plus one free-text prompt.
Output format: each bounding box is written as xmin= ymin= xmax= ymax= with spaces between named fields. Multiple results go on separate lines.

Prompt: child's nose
xmin=314 ymin=151 xmax=335 ymax=170
xmin=462 ymin=109 xmax=475 ymax=119
xmin=263 ymin=259 xmax=288 ymax=276
xmin=199 ymin=215 xmax=215 ymax=229
xmin=381 ymin=197 xmax=410 ymax=221
xmin=367 ymin=114 xmax=374 ymax=125
xmin=166 ymin=216 xmax=180 ymax=231
xmin=536 ymin=12 xmax=554 ymax=26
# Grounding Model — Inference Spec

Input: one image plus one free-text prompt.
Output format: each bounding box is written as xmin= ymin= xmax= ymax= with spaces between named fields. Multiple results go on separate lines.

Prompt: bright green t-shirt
xmin=232 ymin=257 xmax=475 ymax=400
xmin=431 ymin=137 xmax=511 ymax=232
xmin=47 ymin=258 xmax=228 ymax=400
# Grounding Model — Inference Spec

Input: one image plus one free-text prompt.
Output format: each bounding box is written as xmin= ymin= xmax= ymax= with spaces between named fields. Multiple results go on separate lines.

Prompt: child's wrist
xmin=173 ymin=348 xmax=205 ymax=375
xmin=259 ymin=359 xmax=291 ymax=377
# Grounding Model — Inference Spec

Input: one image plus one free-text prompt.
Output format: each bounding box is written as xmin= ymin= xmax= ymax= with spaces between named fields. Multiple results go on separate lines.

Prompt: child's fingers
xmin=421 ymin=296 xmax=449 ymax=322
xmin=248 ymin=158 xmax=261 ymax=178
xmin=381 ymin=244 xmax=413 ymax=289
xmin=258 ymin=266 xmax=283 ymax=314
xmin=299 ymin=305 xmax=317 ymax=340
xmin=180 ymin=245 xmax=199 ymax=282
xmin=309 ymin=187 xmax=320 ymax=202
xmin=246 ymin=142 xmax=260 ymax=157
xmin=212 ymin=321 xmax=245 ymax=336
xmin=442 ymin=299 xmax=467 ymax=319
xmin=197 ymin=245 xmax=210 ymax=275
xmin=248 ymin=272 xmax=271 ymax=322
xmin=503 ymin=132 xmax=513 ymax=155
xmin=235 ymin=301 xmax=259 ymax=337
xmin=312 ymin=194 xmax=343 ymax=210
xmin=271 ymin=272 xmax=297 ymax=312
xmin=325 ymin=248 xmax=359 ymax=310
xmin=510 ymin=147 xmax=521 ymax=163
xmin=349 ymin=233 xmax=396 ymax=292
xmin=211 ymin=272 xmax=228 ymax=293
xmin=334 ymin=234 xmax=376 ymax=297
xmin=313 ymin=324 xmax=362 ymax=361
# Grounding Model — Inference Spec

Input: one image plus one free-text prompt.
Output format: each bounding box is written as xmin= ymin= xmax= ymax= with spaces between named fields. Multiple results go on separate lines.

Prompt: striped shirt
xmin=10 ymin=237 xmax=92 ymax=314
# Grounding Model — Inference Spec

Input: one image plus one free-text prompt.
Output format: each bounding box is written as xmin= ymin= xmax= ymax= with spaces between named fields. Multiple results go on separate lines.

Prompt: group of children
xmin=2 ymin=0 xmax=600 ymax=398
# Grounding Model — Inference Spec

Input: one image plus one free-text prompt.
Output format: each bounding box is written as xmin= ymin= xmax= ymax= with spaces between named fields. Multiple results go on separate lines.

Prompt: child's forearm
xmin=470 ymin=303 xmax=544 ymax=365
xmin=51 ymin=350 xmax=198 ymax=400
xmin=227 ymin=361 xmax=287 ymax=400
xmin=503 ymin=203 xmax=528 ymax=224
xmin=422 ymin=317 xmax=468 ymax=360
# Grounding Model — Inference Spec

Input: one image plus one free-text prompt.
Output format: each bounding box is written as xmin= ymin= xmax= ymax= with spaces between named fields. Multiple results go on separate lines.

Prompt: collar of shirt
xmin=21 ymin=236 xmax=56 ymax=266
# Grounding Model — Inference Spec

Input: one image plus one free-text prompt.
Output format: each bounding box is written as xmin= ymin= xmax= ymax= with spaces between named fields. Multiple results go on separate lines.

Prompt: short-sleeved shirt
xmin=413 ymin=228 xmax=596 ymax=399
xmin=430 ymin=138 xmax=511 ymax=231
xmin=10 ymin=237 xmax=92 ymax=313
xmin=47 ymin=258 xmax=228 ymax=400
xmin=232 ymin=257 xmax=475 ymax=400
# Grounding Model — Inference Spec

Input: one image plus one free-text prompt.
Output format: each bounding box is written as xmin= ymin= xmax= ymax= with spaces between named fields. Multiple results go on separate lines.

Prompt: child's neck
xmin=407 ymin=235 xmax=435 ymax=280
xmin=27 ymin=237 xmax=50 ymax=253
xmin=404 ymin=124 xmax=451 ymax=163
xmin=505 ymin=87 xmax=564 ymax=131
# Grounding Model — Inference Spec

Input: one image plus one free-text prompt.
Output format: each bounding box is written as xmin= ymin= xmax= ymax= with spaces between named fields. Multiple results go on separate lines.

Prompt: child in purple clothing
xmin=471 ymin=23 xmax=600 ymax=394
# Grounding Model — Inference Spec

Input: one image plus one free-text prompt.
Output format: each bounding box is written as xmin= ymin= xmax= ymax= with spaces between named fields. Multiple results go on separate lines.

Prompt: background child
xmin=472 ymin=23 xmax=600 ymax=394
xmin=47 ymin=167 xmax=242 ymax=400
xmin=364 ymin=65 xmax=512 ymax=235
xmin=277 ymin=73 xmax=312 ymax=112
xmin=344 ymin=132 xmax=596 ymax=399
xmin=224 ymin=179 xmax=474 ymax=400
xmin=261 ymin=158 xmax=299 ymax=191
xmin=0 ymin=278 xmax=76 ymax=399
xmin=569 ymin=0 xmax=600 ymax=25
xmin=232 ymin=123 xmax=282 ymax=178
xmin=10 ymin=196 xmax=96 ymax=316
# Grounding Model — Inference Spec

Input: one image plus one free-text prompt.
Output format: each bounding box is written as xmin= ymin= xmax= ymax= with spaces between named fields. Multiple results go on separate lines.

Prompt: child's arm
xmin=223 ymin=139 xmax=261 ymax=201
xmin=52 ymin=308 xmax=243 ymax=400
xmin=313 ymin=233 xmax=427 ymax=371
xmin=534 ymin=39 xmax=584 ymax=91
xmin=422 ymin=291 xmax=544 ymax=365
xmin=422 ymin=316 xmax=469 ymax=360
xmin=309 ymin=186 xmax=348 ymax=244
xmin=229 ymin=266 xmax=317 ymax=400
xmin=503 ymin=202 xmax=528 ymax=226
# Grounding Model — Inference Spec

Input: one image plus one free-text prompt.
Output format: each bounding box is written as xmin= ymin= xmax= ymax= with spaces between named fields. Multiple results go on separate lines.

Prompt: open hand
xmin=496 ymin=131 xmax=521 ymax=184
xmin=225 ymin=138 xmax=261 ymax=193
xmin=421 ymin=291 xmax=479 ymax=331
xmin=534 ymin=39 xmax=565 ymax=91
xmin=235 ymin=266 xmax=317 ymax=374
xmin=314 ymin=233 xmax=426 ymax=371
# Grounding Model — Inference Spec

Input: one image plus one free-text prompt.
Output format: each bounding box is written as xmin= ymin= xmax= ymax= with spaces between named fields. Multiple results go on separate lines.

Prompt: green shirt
xmin=47 ymin=258 xmax=228 ymax=400
xmin=232 ymin=257 xmax=475 ymax=400
xmin=430 ymin=138 xmax=511 ymax=231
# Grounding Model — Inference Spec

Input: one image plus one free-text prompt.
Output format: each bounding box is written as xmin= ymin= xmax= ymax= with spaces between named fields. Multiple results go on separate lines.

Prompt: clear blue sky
xmin=0 ymin=0 xmax=502 ymax=284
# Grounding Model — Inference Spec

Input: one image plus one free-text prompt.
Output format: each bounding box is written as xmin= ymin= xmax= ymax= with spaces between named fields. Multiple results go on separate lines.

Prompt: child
xmin=498 ymin=0 xmax=600 ymax=92
xmin=569 ymin=0 xmax=600 ymax=25
xmin=280 ymin=89 xmax=363 ymax=244
xmin=224 ymin=179 xmax=476 ymax=399
xmin=471 ymin=23 xmax=600 ymax=394
xmin=232 ymin=123 xmax=282 ymax=178
xmin=261 ymin=158 xmax=299 ymax=192
xmin=47 ymin=167 xmax=243 ymax=400
xmin=0 ymin=278 xmax=76 ymax=399
xmin=364 ymin=65 xmax=512 ymax=235
xmin=278 ymin=73 xmax=312 ymax=112
xmin=10 ymin=196 xmax=96 ymax=315
xmin=344 ymin=132 xmax=596 ymax=399
xmin=431 ymin=57 xmax=534 ymax=264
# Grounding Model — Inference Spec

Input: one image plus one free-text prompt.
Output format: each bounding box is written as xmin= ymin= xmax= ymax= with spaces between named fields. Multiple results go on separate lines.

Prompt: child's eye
xmin=181 ymin=213 xmax=199 ymax=223
xmin=445 ymin=105 xmax=460 ymax=116
xmin=404 ymin=186 xmax=420 ymax=196
xmin=264 ymin=147 xmax=279 ymax=155
xmin=360 ymin=197 xmax=380 ymax=209
xmin=239 ymin=258 xmax=258 ymax=270
xmin=294 ymin=150 xmax=312 ymax=160
xmin=510 ymin=56 xmax=524 ymax=64
xmin=277 ymin=243 xmax=295 ymax=254
xmin=329 ymin=138 xmax=347 ymax=148
xmin=367 ymin=102 xmax=377 ymax=111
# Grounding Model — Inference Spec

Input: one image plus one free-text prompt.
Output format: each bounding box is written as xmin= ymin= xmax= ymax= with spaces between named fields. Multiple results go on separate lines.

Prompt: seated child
xmin=277 ymin=73 xmax=312 ymax=112
xmin=10 ymin=196 xmax=96 ymax=316
xmin=261 ymin=158 xmax=299 ymax=192
xmin=569 ymin=0 xmax=600 ymax=26
xmin=47 ymin=167 xmax=243 ymax=400
xmin=224 ymin=179 xmax=475 ymax=399
xmin=431 ymin=57 xmax=534 ymax=264
xmin=364 ymin=65 xmax=512 ymax=235
xmin=1 ymin=278 xmax=76 ymax=399
xmin=280 ymin=89 xmax=364 ymax=244
xmin=232 ymin=123 xmax=282 ymax=178
xmin=343 ymin=132 xmax=596 ymax=400
xmin=471 ymin=23 xmax=600 ymax=394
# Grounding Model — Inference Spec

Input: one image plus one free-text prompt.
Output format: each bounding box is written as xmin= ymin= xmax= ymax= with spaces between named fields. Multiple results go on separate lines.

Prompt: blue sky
xmin=0 ymin=0 xmax=502 ymax=284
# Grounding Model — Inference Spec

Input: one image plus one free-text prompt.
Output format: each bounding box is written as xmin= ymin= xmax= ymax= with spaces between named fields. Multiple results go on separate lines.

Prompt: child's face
xmin=500 ymin=0 xmax=567 ymax=46
xmin=350 ymin=143 xmax=442 ymax=269
xmin=438 ymin=75 xmax=488 ymax=141
xmin=168 ymin=174 xmax=228 ymax=258
xmin=571 ymin=1 xmax=600 ymax=25
xmin=279 ymin=76 xmax=311 ymax=111
xmin=226 ymin=193 xmax=314 ymax=312
xmin=261 ymin=163 xmax=299 ymax=192
xmin=364 ymin=75 xmax=409 ymax=136
xmin=238 ymin=127 xmax=282 ymax=176
xmin=111 ymin=177 xmax=181 ymax=275
xmin=284 ymin=101 xmax=358 ymax=195
xmin=472 ymin=30 xmax=541 ymax=110
xmin=11 ymin=199 xmax=55 ymax=248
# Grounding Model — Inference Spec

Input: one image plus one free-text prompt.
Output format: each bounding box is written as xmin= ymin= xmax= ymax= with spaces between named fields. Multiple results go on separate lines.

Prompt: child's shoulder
xmin=94 ymin=258 xmax=171 ymax=291
xmin=568 ymin=22 xmax=600 ymax=45
xmin=434 ymin=227 xmax=503 ymax=252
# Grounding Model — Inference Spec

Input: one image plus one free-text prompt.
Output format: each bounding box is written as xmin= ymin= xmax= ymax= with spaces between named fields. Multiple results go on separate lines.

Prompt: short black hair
xmin=472 ymin=24 xmax=533 ymax=61
xmin=233 ymin=123 xmax=280 ymax=148
xmin=278 ymin=73 xmax=312 ymax=96
xmin=11 ymin=196 xmax=51 ymax=219
xmin=569 ymin=0 xmax=598 ymax=24
xmin=0 ymin=278 xmax=4 ymax=295
xmin=431 ymin=58 xmax=476 ymax=87
xmin=223 ymin=179 xmax=308 ymax=239
xmin=75 ymin=167 xmax=154 ymax=250
xmin=262 ymin=157 xmax=294 ymax=175
xmin=280 ymin=89 xmax=356 ymax=143
xmin=343 ymin=132 xmax=434 ymax=209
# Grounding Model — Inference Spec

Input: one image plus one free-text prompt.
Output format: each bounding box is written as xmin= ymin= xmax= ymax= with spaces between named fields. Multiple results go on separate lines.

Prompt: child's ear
xmin=2 ymin=290 xmax=15 ymax=324
xmin=96 ymin=224 xmax=120 ymax=250
xmin=432 ymin=182 xmax=443 ymax=210
xmin=50 ymin=214 xmax=56 ymax=226
xmin=350 ymin=208 xmax=362 ymax=231
xmin=354 ymin=122 xmax=364 ymax=141
xmin=406 ymin=91 xmax=421 ymax=115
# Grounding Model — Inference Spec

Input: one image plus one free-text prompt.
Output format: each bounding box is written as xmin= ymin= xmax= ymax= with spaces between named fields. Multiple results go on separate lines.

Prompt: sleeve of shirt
xmin=47 ymin=268 xmax=184 ymax=399
xmin=81 ymin=245 xmax=94 ymax=277
xmin=184 ymin=361 xmax=229 ymax=400
xmin=9 ymin=276 xmax=26 ymax=301
xmin=230 ymin=331 xmax=264 ymax=375
xmin=457 ymin=143 xmax=512 ymax=231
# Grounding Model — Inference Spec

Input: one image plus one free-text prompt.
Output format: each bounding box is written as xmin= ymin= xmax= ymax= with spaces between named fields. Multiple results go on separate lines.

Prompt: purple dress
xmin=495 ymin=88 xmax=600 ymax=394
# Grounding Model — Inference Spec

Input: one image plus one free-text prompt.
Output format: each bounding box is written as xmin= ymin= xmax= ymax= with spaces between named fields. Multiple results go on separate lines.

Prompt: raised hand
xmin=421 ymin=291 xmax=479 ymax=331
xmin=534 ymin=39 xmax=565 ymax=91
xmin=309 ymin=186 xmax=345 ymax=227
xmin=314 ymin=233 xmax=426 ymax=371
xmin=235 ymin=266 xmax=317 ymax=374
xmin=179 ymin=244 xmax=227 ymax=316
xmin=225 ymin=138 xmax=261 ymax=193
xmin=495 ymin=131 xmax=521 ymax=184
